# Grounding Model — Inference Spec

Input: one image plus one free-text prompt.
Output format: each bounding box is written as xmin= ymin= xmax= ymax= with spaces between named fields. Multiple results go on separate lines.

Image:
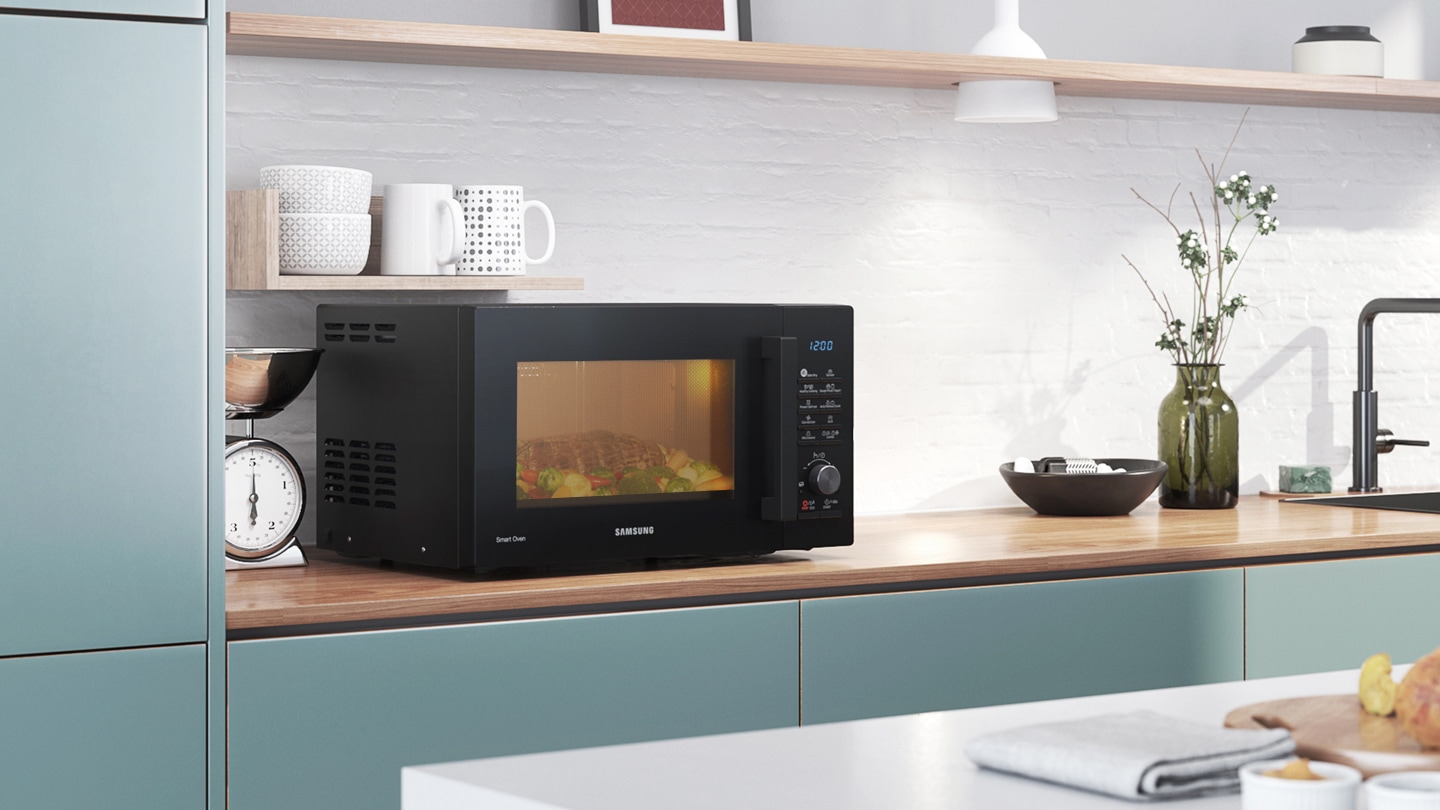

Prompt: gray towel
xmin=965 ymin=710 xmax=1295 ymax=800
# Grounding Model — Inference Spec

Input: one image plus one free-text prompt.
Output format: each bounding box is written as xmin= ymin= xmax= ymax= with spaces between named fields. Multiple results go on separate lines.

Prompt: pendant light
xmin=954 ymin=0 xmax=1057 ymax=123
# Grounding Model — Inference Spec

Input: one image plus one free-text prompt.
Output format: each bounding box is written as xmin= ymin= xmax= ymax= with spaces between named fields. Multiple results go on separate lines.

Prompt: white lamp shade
xmin=954 ymin=0 xmax=1057 ymax=123
xmin=954 ymin=78 xmax=1057 ymax=123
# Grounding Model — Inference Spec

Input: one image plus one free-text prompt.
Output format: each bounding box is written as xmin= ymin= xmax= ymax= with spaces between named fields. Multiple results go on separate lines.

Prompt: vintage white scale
xmin=223 ymin=348 xmax=322 ymax=570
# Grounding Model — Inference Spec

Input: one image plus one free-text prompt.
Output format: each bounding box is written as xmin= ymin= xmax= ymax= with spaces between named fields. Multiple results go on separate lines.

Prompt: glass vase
xmin=1157 ymin=364 xmax=1238 ymax=509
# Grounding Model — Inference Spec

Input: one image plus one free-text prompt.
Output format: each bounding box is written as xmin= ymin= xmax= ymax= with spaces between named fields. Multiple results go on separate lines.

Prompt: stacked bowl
xmin=262 ymin=165 xmax=373 ymax=275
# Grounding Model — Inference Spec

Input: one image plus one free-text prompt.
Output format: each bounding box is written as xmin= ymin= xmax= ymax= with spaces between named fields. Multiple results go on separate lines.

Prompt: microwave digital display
xmin=515 ymin=359 xmax=736 ymax=506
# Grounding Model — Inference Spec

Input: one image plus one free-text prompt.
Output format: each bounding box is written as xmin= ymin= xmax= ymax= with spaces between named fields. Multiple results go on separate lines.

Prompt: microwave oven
xmin=313 ymin=303 xmax=853 ymax=570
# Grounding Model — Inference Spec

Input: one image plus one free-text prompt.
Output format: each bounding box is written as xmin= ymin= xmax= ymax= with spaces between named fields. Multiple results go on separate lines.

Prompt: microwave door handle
xmin=761 ymin=336 xmax=798 ymax=522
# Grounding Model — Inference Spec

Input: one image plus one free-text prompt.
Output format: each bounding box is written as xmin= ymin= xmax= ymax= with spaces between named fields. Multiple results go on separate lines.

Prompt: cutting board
xmin=1225 ymin=694 xmax=1440 ymax=778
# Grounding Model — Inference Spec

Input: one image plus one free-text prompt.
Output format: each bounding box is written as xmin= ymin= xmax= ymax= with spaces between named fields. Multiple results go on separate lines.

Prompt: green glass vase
xmin=1157 ymin=364 xmax=1238 ymax=509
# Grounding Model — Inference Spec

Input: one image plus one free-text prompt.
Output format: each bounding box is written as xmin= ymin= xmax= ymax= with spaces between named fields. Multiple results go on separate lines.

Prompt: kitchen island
xmin=400 ymin=667 xmax=1384 ymax=810
xmin=225 ymin=496 xmax=1440 ymax=810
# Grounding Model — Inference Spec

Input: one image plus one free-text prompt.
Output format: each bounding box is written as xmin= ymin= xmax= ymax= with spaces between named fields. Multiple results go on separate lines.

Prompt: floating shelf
xmin=225 ymin=189 xmax=584 ymax=291
xmin=226 ymin=12 xmax=1440 ymax=113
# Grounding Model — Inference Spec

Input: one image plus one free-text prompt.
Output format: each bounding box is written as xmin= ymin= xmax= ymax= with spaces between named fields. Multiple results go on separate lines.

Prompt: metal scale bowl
xmin=224 ymin=348 xmax=323 ymax=570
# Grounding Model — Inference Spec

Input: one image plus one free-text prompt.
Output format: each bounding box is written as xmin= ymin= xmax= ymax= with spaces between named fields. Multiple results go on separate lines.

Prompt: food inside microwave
xmin=516 ymin=430 xmax=733 ymax=500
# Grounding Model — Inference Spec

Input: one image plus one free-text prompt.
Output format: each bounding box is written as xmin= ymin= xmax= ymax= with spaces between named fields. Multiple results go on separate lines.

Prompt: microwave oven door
xmin=468 ymin=306 xmax=787 ymax=567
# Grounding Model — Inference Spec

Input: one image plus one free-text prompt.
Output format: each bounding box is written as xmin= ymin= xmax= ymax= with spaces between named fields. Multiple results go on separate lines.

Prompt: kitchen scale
xmin=224 ymin=347 xmax=323 ymax=570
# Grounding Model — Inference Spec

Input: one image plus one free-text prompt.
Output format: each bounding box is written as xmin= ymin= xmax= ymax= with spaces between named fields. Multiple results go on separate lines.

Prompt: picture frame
xmin=582 ymin=0 xmax=752 ymax=42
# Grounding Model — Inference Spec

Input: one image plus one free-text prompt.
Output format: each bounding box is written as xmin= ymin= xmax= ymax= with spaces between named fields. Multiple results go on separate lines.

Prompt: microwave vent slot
xmin=321 ymin=322 xmax=400 ymax=345
xmin=321 ymin=437 xmax=401 ymax=510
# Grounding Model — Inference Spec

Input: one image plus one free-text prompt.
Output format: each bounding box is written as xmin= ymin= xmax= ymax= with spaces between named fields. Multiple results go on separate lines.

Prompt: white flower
xmin=1224 ymin=191 xmax=1233 ymax=200
xmin=1230 ymin=174 xmax=1239 ymax=182
xmin=1248 ymin=196 xmax=1256 ymax=204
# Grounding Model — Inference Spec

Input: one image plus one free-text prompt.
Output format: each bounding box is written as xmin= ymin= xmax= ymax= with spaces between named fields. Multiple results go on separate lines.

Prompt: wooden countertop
xmin=226 ymin=495 xmax=1440 ymax=636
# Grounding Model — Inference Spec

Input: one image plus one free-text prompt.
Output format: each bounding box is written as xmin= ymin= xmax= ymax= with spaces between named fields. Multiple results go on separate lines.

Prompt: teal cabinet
xmin=0 ymin=13 xmax=208 ymax=657
xmin=6 ymin=1 xmax=203 ymax=17
xmin=1246 ymin=552 xmax=1440 ymax=678
xmin=801 ymin=570 xmax=1245 ymax=724
xmin=0 ymin=645 xmax=207 ymax=809
xmin=228 ymin=601 xmax=800 ymax=810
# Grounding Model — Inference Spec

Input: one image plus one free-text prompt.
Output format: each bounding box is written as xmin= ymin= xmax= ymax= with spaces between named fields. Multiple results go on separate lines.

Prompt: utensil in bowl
xmin=998 ymin=458 xmax=1167 ymax=516
xmin=260 ymin=164 xmax=373 ymax=214
xmin=225 ymin=348 xmax=323 ymax=419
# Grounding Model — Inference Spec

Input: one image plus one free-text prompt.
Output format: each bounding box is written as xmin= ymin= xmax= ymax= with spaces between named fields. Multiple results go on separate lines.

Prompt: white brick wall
xmin=225 ymin=54 xmax=1440 ymax=523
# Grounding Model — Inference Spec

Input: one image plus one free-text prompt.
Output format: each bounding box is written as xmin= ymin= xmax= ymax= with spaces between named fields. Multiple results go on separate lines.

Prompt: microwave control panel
xmin=796 ymin=366 xmax=844 ymax=519
xmin=768 ymin=306 xmax=852 ymax=524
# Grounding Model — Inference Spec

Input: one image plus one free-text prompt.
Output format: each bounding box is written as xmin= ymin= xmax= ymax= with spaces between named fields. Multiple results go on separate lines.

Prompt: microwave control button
xmin=799 ymin=429 xmax=819 ymax=443
xmin=806 ymin=461 xmax=842 ymax=496
xmin=798 ymin=413 xmax=842 ymax=428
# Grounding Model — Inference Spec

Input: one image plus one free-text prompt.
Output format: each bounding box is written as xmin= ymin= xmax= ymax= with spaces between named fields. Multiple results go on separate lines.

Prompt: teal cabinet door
xmin=229 ymin=602 xmax=800 ymax=810
xmin=1247 ymin=553 xmax=1440 ymax=678
xmin=801 ymin=570 xmax=1245 ymax=724
xmin=0 ymin=645 xmax=207 ymax=809
xmin=0 ymin=14 xmax=207 ymax=656
xmin=4 ymin=1 xmax=203 ymax=17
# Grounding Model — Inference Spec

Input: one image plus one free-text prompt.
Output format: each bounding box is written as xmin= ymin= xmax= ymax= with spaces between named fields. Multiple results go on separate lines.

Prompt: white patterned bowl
xmin=261 ymin=165 xmax=372 ymax=214
xmin=278 ymin=213 xmax=371 ymax=276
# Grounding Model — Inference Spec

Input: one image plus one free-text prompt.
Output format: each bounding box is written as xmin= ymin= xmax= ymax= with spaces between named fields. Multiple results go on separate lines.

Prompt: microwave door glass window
xmin=515 ymin=360 xmax=736 ymax=506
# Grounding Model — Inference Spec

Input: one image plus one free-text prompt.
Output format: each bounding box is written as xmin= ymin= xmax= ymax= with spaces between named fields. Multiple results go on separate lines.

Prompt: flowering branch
xmin=1122 ymin=114 xmax=1279 ymax=367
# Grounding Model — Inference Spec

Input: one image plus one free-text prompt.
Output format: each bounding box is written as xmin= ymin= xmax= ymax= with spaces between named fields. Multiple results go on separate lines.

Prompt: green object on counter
xmin=1279 ymin=465 xmax=1332 ymax=493
xmin=1158 ymin=364 xmax=1239 ymax=509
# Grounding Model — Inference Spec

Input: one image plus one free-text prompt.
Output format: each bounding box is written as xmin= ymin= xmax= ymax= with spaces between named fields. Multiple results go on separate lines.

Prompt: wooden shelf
xmin=225 ymin=189 xmax=584 ymax=292
xmin=227 ymin=12 xmax=1440 ymax=113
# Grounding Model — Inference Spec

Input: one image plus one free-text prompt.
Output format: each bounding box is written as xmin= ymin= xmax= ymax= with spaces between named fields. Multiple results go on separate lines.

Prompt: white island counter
xmin=402 ymin=668 xmax=1398 ymax=809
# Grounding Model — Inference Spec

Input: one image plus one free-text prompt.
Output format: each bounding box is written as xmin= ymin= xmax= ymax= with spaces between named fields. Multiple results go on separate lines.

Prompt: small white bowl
xmin=1365 ymin=771 xmax=1440 ymax=810
xmin=1240 ymin=759 xmax=1361 ymax=810
xmin=278 ymin=213 xmax=371 ymax=276
xmin=261 ymin=165 xmax=373 ymax=214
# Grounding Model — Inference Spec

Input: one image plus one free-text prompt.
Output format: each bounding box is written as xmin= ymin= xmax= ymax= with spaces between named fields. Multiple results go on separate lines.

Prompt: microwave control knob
xmin=806 ymin=462 xmax=842 ymax=496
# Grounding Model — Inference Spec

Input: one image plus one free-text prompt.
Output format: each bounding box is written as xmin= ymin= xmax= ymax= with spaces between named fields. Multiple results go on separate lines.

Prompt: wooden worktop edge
xmin=226 ymin=500 xmax=1440 ymax=632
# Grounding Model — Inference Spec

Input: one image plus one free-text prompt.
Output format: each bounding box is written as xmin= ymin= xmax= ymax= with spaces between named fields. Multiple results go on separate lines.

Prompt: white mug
xmin=381 ymin=184 xmax=465 ymax=276
xmin=454 ymin=185 xmax=556 ymax=276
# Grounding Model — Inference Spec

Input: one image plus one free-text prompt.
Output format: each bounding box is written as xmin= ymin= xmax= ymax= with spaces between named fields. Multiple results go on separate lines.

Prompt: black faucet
xmin=1351 ymin=298 xmax=1438 ymax=492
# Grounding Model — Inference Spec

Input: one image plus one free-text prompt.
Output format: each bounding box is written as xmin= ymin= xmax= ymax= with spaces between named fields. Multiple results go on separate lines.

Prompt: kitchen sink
xmin=1285 ymin=491 xmax=1440 ymax=515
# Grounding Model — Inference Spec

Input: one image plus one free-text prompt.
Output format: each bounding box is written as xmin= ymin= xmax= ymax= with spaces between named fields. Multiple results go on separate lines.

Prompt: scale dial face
xmin=224 ymin=438 xmax=305 ymax=560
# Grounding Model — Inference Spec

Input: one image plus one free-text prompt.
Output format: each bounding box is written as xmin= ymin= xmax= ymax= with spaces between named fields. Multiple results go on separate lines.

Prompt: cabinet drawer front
xmin=0 ymin=14 xmax=207 ymax=655
xmin=229 ymin=602 xmax=799 ymax=810
xmin=1246 ymin=552 xmax=1440 ymax=678
xmin=3 ymin=2 xmax=203 ymax=18
xmin=0 ymin=645 xmax=206 ymax=808
xmin=801 ymin=569 xmax=1244 ymax=724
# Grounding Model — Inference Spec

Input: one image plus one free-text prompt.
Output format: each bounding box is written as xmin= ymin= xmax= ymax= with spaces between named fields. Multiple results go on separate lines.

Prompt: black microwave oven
xmin=313 ymin=303 xmax=853 ymax=570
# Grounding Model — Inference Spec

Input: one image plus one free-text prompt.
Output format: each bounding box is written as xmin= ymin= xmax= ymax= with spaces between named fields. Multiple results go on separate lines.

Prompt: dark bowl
xmin=999 ymin=458 xmax=1167 ymax=517
xmin=224 ymin=347 xmax=323 ymax=419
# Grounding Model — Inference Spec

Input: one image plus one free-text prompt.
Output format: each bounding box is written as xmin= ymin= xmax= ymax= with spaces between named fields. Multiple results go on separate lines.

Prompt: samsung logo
xmin=614 ymin=526 xmax=655 ymax=536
